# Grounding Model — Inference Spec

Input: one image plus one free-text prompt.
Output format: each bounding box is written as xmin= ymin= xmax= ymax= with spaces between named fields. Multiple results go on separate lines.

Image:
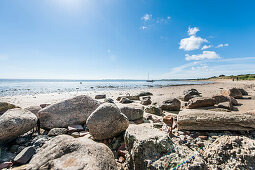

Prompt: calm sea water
xmin=0 ymin=79 xmax=210 ymax=97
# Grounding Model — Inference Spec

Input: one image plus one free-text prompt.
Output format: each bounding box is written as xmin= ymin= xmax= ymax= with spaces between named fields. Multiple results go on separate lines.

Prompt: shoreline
xmin=1 ymin=80 xmax=254 ymax=112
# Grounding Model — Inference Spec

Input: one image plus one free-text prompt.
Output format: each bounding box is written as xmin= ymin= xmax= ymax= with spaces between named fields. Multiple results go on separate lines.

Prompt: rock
xmin=187 ymin=97 xmax=215 ymax=109
xmin=145 ymin=105 xmax=162 ymax=116
xmin=183 ymin=94 xmax=201 ymax=102
xmin=140 ymin=98 xmax=152 ymax=105
xmin=79 ymin=131 xmax=89 ymax=137
xmin=183 ymin=89 xmax=200 ymax=96
xmin=27 ymin=135 xmax=117 ymax=170
xmin=95 ymin=94 xmax=106 ymax=99
xmin=217 ymin=101 xmax=233 ymax=110
xmin=124 ymin=124 xmax=174 ymax=170
xmin=25 ymin=106 xmax=42 ymax=117
xmin=14 ymin=146 xmax=36 ymax=164
xmin=9 ymin=145 xmax=19 ymax=153
xmin=119 ymin=105 xmax=144 ymax=121
xmin=0 ymin=162 xmax=13 ymax=169
xmin=119 ymin=97 xmax=133 ymax=104
xmin=39 ymin=104 xmax=50 ymax=108
xmin=86 ymin=103 xmax=129 ymax=140
xmin=38 ymin=95 xmax=100 ymax=129
xmin=238 ymin=88 xmax=248 ymax=95
xmin=0 ymin=108 xmax=37 ymax=144
xmin=178 ymin=109 xmax=255 ymax=131
xmin=104 ymin=98 xmax=114 ymax=103
xmin=222 ymin=88 xmax=243 ymax=99
xmin=138 ymin=92 xmax=153 ymax=96
xmin=68 ymin=125 xmax=84 ymax=133
xmin=159 ymin=98 xmax=181 ymax=111
xmin=163 ymin=115 xmax=173 ymax=125
xmin=117 ymin=96 xmax=140 ymax=101
xmin=48 ymin=128 xmax=68 ymax=136
xmin=0 ymin=102 xmax=18 ymax=115
xmin=212 ymin=95 xmax=238 ymax=106
xmin=201 ymin=136 xmax=255 ymax=169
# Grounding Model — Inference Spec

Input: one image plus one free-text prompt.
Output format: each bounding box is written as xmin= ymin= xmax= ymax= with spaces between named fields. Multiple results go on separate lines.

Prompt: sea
xmin=0 ymin=79 xmax=211 ymax=97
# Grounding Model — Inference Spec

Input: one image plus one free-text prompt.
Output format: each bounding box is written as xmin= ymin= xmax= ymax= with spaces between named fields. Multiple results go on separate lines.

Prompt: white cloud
xmin=188 ymin=27 xmax=200 ymax=36
xmin=156 ymin=16 xmax=171 ymax=24
xmin=141 ymin=14 xmax=152 ymax=21
xmin=216 ymin=43 xmax=229 ymax=48
xmin=179 ymin=36 xmax=208 ymax=51
xmin=185 ymin=51 xmax=220 ymax=61
xmin=201 ymin=45 xmax=212 ymax=50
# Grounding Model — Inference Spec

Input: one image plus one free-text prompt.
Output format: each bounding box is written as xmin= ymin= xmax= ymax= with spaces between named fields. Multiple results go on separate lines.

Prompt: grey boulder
xmin=0 ymin=108 xmax=37 ymax=144
xmin=159 ymin=98 xmax=181 ymax=111
xmin=221 ymin=88 xmax=243 ymax=99
xmin=27 ymin=135 xmax=117 ymax=170
xmin=119 ymin=105 xmax=144 ymax=121
xmin=86 ymin=103 xmax=129 ymax=140
xmin=14 ymin=146 xmax=36 ymax=164
xmin=38 ymin=95 xmax=100 ymax=129
xmin=178 ymin=109 xmax=255 ymax=131
xmin=187 ymin=97 xmax=215 ymax=109
xmin=124 ymin=124 xmax=174 ymax=170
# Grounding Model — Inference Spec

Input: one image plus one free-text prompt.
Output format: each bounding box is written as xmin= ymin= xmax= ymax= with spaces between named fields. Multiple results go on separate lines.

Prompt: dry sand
xmin=0 ymin=79 xmax=255 ymax=113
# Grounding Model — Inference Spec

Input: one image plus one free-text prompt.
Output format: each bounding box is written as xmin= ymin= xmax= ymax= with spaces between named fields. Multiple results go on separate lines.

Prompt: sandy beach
xmin=1 ymin=79 xmax=254 ymax=112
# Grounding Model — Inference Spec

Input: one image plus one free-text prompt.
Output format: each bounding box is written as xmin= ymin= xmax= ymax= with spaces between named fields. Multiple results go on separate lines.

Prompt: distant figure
xmin=236 ymin=77 xmax=239 ymax=81
xmin=232 ymin=78 xmax=234 ymax=81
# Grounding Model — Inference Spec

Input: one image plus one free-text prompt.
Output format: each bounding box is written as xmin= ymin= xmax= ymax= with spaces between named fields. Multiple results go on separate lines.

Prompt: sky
xmin=0 ymin=0 xmax=255 ymax=80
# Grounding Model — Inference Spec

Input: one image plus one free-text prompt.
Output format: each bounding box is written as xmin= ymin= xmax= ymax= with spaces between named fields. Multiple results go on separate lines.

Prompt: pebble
xmin=68 ymin=125 xmax=84 ymax=133
xmin=198 ymin=136 xmax=208 ymax=140
xmin=71 ymin=132 xmax=80 ymax=138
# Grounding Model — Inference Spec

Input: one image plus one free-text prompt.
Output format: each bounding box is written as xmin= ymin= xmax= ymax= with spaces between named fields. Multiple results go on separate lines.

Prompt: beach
xmin=1 ymin=79 xmax=254 ymax=112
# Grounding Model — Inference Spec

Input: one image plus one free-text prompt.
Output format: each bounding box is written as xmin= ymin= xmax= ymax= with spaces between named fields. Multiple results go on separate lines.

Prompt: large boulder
xmin=119 ymin=105 xmax=144 ymax=121
xmin=86 ymin=103 xmax=129 ymax=140
xmin=0 ymin=102 xmax=18 ymax=115
xmin=187 ymin=97 xmax=215 ymax=109
xmin=159 ymin=98 xmax=181 ymax=111
xmin=182 ymin=89 xmax=201 ymax=102
xmin=124 ymin=124 xmax=174 ymax=170
xmin=0 ymin=108 xmax=37 ymax=145
xmin=138 ymin=92 xmax=153 ymax=96
xmin=200 ymin=136 xmax=255 ymax=169
xmin=27 ymin=135 xmax=117 ymax=170
xmin=177 ymin=109 xmax=255 ymax=131
xmin=221 ymin=88 xmax=243 ymax=99
xmin=212 ymin=95 xmax=238 ymax=106
xmin=38 ymin=95 xmax=100 ymax=129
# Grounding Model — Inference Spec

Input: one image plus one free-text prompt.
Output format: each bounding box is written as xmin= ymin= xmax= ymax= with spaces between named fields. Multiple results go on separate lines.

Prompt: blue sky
xmin=0 ymin=0 xmax=255 ymax=79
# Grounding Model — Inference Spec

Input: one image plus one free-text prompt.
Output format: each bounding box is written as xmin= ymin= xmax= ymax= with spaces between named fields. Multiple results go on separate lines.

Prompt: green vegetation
xmin=209 ymin=74 xmax=255 ymax=80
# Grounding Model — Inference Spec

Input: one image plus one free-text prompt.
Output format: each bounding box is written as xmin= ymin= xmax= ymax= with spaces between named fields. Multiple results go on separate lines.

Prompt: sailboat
xmin=146 ymin=73 xmax=154 ymax=82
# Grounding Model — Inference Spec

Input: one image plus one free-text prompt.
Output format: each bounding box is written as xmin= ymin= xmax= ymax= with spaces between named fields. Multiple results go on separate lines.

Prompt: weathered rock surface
xmin=25 ymin=106 xmax=42 ymax=117
xmin=187 ymin=97 xmax=215 ymax=109
xmin=212 ymin=95 xmax=238 ymax=106
xmin=0 ymin=102 xmax=18 ymax=115
xmin=119 ymin=97 xmax=133 ymax=104
xmin=124 ymin=124 xmax=174 ymax=170
xmin=182 ymin=89 xmax=201 ymax=102
xmin=48 ymin=128 xmax=68 ymax=136
xmin=27 ymin=135 xmax=117 ymax=170
xmin=117 ymin=96 xmax=140 ymax=101
xmin=95 ymin=94 xmax=106 ymax=99
xmin=138 ymin=91 xmax=153 ymax=96
xmin=178 ymin=109 xmax=255 ymax=131
xmin=222 ymin=88 xmax=243 ymax=99
xmin=119 ymin=105 xmax=144 ymax=121
xmin=199 ymin=136 xmax=255 ymax=169
xmin=38 ymin=95 xmax=100 ymax=129
xmin=140 ymin=98 xmax=152 ymax=105
xmin=86 ymin=103 xmax=129 ymax=140
xmin=217 ymin=101 xmax=233 ymax=110
xmin=238 ymin=88 xmax=248 ymax=95
xmin=0 ymin=108 xmax=37 ymax=144
xmin=14 ymin=146 xmax=35 ymax=164
xmin=104 ymin=98 xmax=114 ymax=103
xmin=145 ymin=105 xmax=162 ymax=116
xmin=159 ymin=98 xmax=181 ymax=111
